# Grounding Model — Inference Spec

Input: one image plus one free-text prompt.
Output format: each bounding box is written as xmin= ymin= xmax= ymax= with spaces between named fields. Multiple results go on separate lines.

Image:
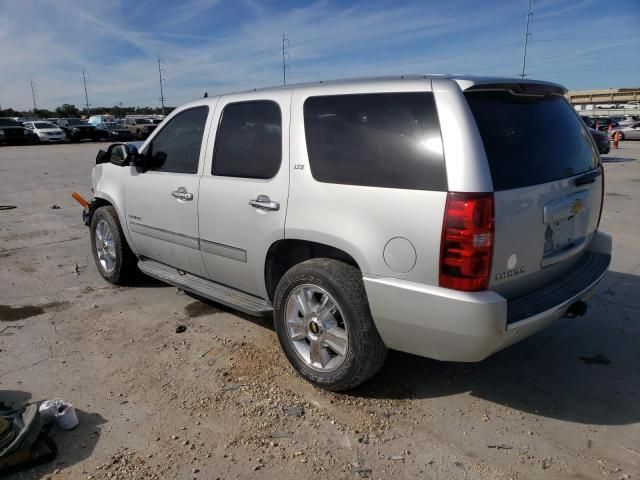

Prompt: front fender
xmin=89 ymin=161 xmax=139 ymax=255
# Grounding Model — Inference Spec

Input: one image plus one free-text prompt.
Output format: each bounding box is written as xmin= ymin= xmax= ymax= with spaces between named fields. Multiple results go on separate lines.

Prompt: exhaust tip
xmin=565 ymin=301 xmax=588 ymax=318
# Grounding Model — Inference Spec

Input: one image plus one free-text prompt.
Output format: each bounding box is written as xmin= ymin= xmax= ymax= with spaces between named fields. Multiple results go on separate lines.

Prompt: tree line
xmin=0 ymin=104 xmax=175 ymax=119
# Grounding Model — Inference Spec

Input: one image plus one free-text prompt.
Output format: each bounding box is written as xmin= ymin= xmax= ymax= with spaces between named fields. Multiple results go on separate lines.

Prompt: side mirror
xmin=105 ymin=143 xmax=143 ymax=167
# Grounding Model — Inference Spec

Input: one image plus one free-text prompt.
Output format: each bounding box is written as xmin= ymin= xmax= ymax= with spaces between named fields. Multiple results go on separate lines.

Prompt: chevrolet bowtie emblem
xmin=571 ymin=198 xmax=583 ymax=215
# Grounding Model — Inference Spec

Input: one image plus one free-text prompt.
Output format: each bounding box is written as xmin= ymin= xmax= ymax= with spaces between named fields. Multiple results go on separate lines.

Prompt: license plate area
xmin=542 ymin=190 xmax=591 ymax=265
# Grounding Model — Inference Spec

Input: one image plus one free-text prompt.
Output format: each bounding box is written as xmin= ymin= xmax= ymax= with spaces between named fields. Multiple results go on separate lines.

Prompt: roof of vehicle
xmin=234 ymin=74 xmax=567 ymax=95
xmin=175 ymin=74 xmax=567 ymax=114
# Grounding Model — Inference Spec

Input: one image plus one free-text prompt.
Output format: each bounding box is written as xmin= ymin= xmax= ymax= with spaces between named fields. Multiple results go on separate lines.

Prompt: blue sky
xmin=1 ymin=0 xmax=639 ymax=110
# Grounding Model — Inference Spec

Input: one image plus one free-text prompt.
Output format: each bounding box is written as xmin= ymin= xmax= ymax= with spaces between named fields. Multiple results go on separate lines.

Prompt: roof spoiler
xmin=465 ymin=82 xmax=567 ymax=96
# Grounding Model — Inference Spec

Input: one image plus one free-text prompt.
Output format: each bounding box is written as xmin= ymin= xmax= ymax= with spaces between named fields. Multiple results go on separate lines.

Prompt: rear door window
xmin=303 ymin=92 xmax=446 ymax=191
xmin=465 ymin=91 xmax=599 ymax=191
xmin=212 ymin=101 xmax=282 ymax=179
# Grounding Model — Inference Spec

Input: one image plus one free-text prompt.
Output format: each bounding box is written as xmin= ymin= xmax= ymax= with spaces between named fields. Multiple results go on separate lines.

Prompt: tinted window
xmin=0 ymin=119 xmax=22 ymax=126
xmin=303 ymin=93 xmax=446 ymax=191
xmin=148 ymin=106 xmax=209 ymax=174
xmin=212 ymin=101 xmax=282 ymax=179
xmin=465 ymin=91 xmax=599 ymax=191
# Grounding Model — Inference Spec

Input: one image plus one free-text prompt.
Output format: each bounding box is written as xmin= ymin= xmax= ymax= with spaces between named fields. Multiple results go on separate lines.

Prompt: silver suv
xmin=84 ymin=75 xmax=611 ymax=391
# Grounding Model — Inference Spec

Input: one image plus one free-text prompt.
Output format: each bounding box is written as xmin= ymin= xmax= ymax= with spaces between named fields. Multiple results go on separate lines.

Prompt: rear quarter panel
xmin=286 ymin=80 xmax=446 ymax=284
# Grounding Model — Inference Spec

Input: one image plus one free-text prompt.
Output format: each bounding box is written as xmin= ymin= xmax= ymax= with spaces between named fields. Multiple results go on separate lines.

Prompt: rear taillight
xmin=439 ymin=192 xmax=495 ymax=291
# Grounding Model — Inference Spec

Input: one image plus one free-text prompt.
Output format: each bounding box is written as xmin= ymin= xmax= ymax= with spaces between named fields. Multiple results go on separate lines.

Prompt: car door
xmin=199 ymin=93 xmax=290 ymax=298
xmin=124 ymin=105 xmax=212 ymax=277
xmin=629 ymin=122 xmax=640 ymax=139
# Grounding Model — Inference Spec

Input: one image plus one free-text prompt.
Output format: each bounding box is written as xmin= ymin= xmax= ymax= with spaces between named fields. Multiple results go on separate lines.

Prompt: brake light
xmin=439 ymin=192 xmax=495 ymax=291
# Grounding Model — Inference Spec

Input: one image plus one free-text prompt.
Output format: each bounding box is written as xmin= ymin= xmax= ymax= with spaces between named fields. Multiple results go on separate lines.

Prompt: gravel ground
xmin=1 ymin=141 xmax=639 ymax=480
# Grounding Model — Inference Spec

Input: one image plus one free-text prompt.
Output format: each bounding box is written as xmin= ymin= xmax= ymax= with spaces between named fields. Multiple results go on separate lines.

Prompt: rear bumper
xmin=363 ymin=231 xmax=612 ymax=362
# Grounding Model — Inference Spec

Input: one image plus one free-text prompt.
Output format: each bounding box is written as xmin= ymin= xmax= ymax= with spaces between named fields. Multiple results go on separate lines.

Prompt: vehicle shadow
xmin=1 ymin=390 xmax=107 ymax=480
xmin=184 ymin=291 xmax=275 ymax=331
xmin=601 ymin=156 xmax=635 ymax=163
xmin=350 ymin=270 xmax=640 ymax=427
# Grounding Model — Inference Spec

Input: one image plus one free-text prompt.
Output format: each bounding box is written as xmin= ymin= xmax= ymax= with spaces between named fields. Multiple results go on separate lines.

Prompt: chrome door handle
xmin=171 ymin=187 xmax=193 ymax=201
xmin=249 ymin=195 xmax=280 ymax=211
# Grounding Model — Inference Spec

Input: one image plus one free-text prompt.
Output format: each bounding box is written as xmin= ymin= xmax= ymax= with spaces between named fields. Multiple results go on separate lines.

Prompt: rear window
xmin=465 ymin=91 xmax=599 ymax=191
xmin=303 ymin=92 xmax=447 ymax=191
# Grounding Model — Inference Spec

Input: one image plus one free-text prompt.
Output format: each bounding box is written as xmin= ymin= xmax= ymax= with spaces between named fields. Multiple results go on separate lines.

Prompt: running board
xmin=138 ymin=258 xmax=273 ymax=317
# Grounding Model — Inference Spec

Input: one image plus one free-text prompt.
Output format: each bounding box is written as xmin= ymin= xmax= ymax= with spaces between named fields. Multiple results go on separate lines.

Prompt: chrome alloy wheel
xmin=94 ymin=219 xmax=117 ymax=274
xmin=284 ymin=284 xmax=349 ymax=372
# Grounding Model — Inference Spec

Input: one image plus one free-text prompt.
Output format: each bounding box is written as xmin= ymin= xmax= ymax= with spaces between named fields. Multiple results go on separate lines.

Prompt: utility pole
xmin=158 ymin=56 xmax=166 ymax=116
xmin=520 ymin=0 xmax=533 ymax=79
xmin=282 ymin=33 xmax=289 ymax=85
xmin=30 ymin=80 xmax=38 ymax=112
xmin=82 ymin=69 xmax=90 ymax=114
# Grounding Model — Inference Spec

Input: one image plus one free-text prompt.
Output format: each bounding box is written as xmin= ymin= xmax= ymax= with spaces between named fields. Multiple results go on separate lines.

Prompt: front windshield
xmin=34 ymin=122 xmax=57 ymax=129
xmin=67 ymin=119 xmax=88 ymax=126
xmin=135 ymin=119 xmax=152 ymax=124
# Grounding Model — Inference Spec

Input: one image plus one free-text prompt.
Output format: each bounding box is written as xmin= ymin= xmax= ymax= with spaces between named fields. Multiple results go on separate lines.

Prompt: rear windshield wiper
xmin=574 ymin=169 xmax=601 ymax=186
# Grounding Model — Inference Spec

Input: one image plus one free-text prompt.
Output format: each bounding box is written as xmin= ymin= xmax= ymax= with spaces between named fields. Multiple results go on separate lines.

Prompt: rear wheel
xmin=273 ymin=258 xmax=387 ymax=391
xmin=90 ymin=206 xmax=137 ymax=284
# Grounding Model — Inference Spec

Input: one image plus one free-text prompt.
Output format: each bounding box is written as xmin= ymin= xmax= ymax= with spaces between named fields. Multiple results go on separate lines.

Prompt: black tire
xmin=90 ymin=206 xmax=137 ymax=284
xmin=617 ymin=132 xmax=625 ymax=141
xmin=273 ymin=258 xmax=387 ymax=391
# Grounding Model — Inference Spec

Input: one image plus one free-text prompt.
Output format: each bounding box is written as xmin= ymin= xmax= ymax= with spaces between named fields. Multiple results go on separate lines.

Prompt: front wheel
xmin=90 ymin=206 xmax=137 ymax=284
xmin=273 ymin=258 xmax=387 ymax=391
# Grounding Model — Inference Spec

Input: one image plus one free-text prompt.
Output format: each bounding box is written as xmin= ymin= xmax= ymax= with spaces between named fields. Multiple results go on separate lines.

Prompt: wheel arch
xmin=90 ymin=192 xmax=139 ymax=255
xmin=264 ymin=239 xmax=362 ymax=301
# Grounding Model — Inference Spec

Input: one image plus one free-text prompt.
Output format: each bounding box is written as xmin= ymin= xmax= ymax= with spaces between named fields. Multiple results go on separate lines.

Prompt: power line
xmin=282 ymin=33 xmax=289 ymax=85
xmin=82 ymin=69 xmax=90 ymax=114
xmin=158 ymin=56 xmax=166 ymax=116
xmin=30 ymin=80 xmax=38 ymax=112
xmin=520 ymin=0 xmax=533 ymax=79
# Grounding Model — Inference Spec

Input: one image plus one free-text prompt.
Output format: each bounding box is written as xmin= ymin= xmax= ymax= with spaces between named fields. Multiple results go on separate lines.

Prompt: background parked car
xmin=591 ymin=117 xmax=619 ymax=132
xmin=94 ymin=122 xmax=134 ymax=141
xmin=588 ymin=127 xmax=610 ymax=154
xmin=0 ymin=117 xmax=38 ymax=145
xmin=23 ymin=121 xmax=67 ymax=143
xmin=611 ymin=122 xmax=640 ymax=140
xmin=56 ymin=118 xmax=97 ymax=142
xmin=123 ymin=117 xmax=157 ymax=139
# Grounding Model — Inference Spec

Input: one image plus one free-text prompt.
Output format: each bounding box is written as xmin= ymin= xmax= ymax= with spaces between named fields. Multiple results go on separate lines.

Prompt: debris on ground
xmin=487 ymin=444 xmax=513 ymax=450
xmin=175 ymin=324 xmax=187 ymax=333
xmin=50 ymin=205 xmax=61 ymax=209
xmin=356 ymin=467 xmax=373 ymax=478
xmin=0 ymin=205 xmax=17 ymax=210
xmin=39 ymin=399 xmax=79 ymax=430
xmin=579 ymin=353 xmax=611 ymax=365
xmin=282 ymin=405 xmax=304 ymax=417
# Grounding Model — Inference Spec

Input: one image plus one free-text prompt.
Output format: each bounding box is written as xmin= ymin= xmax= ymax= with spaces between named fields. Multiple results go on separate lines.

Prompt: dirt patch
xmin=184 ymin=301 xmax=220 ymax=317
xmin=0 ymin=301 xmax=70 ymax=321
